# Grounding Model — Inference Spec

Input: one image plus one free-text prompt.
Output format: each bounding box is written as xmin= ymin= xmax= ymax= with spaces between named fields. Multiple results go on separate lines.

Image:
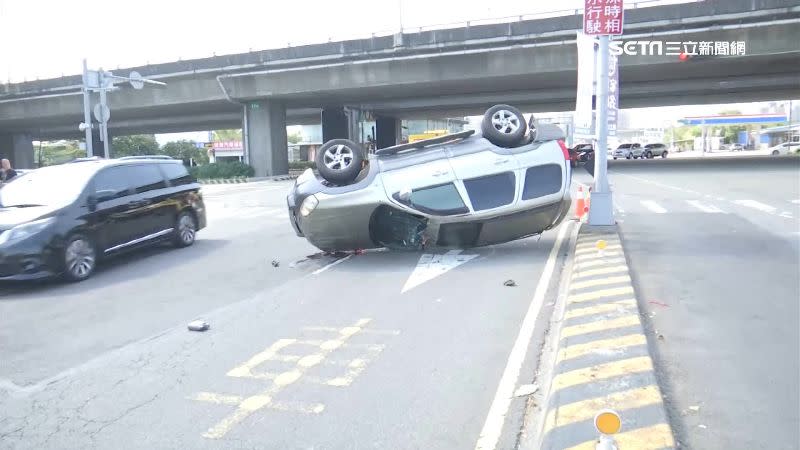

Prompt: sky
xmin=2 ymin=0 xmax=792 ymax=143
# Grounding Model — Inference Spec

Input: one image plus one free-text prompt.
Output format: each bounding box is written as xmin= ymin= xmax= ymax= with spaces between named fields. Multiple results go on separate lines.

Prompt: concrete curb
xmin=534 ymin=224 xmax=676 ymax=450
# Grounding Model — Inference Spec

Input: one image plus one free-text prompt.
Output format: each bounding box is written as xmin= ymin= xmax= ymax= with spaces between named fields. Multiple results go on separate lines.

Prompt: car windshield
xmin=617 ymin=144 xmax=632 ymax=149
xmin=0 ymin=164 xmax=94 ymax=208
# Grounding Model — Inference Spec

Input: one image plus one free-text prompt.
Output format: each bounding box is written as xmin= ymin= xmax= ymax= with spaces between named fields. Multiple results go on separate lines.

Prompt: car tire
xmin=315 ymin=139 xmax=365 ymax=185
xmin=661 ymin=151 xmax=668 ymax=158
xmin=62 ymin=234 xmax=97 ymax=282
xmin=172 ymin=211 xmax=197 ymax=248
xmin=645 ymin=151 xmax=653 ymax=159
xmin=626 ymin=154 xmax=631 ymax=159
xmin=772 ymin=150 xmax=780 ymax=156
xmin=613 ymin=157 xmax=617 ymax=160
xmin=481 ymin=104 xmax=528 ymax=148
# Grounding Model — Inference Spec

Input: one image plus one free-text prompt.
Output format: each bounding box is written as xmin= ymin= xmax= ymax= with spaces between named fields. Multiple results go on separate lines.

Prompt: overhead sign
xmin=574 ymin=31 xmax=596 ymax=137
xmin=584 ymin=0 xmax=624 ymax=36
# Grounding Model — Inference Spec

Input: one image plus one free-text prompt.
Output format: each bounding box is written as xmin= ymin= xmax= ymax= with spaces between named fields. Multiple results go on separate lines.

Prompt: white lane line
xmin=686 ymin=200 xmax=725 ymax=213
xmin=474 ymin=223 xmax=571 ymax=450
xmin=733 ymin=200 xmax=777 ymax=214
xmin=640 ymin=200 xmax=667 ymax=214
xmin=312 ymin=255 xmax=352 ymax=275
xmin=779 ymin=211 xmax=794 ymax=219
xmin=791 ymin=199 xmax=800 ymax=204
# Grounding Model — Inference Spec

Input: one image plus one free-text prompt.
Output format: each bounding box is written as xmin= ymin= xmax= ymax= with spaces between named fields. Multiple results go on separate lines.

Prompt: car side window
xmin=395 ymin=183 xmax=468 ymax=215
xmin=125 ymin=164 xmax=168 ymax=194
xmin=93 ymin=167 xmax=133 ymax=202
xmin=161 ymin=163 xmax=193 ymax=186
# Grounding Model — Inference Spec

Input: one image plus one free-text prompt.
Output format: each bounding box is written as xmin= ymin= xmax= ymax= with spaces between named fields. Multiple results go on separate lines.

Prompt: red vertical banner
xmin=584 ymin=0 xmax=624 ymax=36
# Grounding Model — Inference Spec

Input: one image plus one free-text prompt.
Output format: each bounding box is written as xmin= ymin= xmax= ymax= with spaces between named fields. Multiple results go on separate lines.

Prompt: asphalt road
xmin=0 ymin=181 xmax=571 ymax=449
xmin=578 ymin=156 xmax=800 ymax=450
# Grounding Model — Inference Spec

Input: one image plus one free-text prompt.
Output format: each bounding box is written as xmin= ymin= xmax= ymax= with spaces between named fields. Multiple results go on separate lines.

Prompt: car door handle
xmin=432 ymin=170 xmax=449 ymax=177
xmin=494 ymin=158 xmax=510 ymax=165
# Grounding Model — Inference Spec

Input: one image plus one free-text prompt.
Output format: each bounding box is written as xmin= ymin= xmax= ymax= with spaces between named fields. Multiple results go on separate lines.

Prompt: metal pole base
xmin=588 ymin=191 xmax=615 ymax=226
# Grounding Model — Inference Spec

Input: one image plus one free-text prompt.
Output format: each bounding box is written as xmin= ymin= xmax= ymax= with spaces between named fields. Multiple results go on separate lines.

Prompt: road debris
xmin=698 ymin=424 xmax=708 ymax=429
xmin=504 ymin=279 xmax=517 ymax=287
xmin=514 ymin=383 xmax=539 ymax=397
xmin=657 ymin=333 xmax=665 ymax=341
xmin=271 ymin=260 xmax=280 ymax=267
xmin=188 ymin=320 xmax=210 ymax=332
xmin=649 ymin=300 xmax=670 ymax=307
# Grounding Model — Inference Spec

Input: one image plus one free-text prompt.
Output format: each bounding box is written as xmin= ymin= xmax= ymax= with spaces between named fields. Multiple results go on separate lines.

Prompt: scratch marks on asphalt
xmin=189 ymin=318 xmax=399 ymax=439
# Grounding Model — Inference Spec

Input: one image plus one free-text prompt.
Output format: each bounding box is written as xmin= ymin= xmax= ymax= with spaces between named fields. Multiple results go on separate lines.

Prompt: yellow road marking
xmin=574 ymin=258 xmax=627 ymax=270
xmin=563 ymin=423 xmax=675 ymax=450
xmin=226 ymin=339 xmax=296 ymax=378
xmin=568 ymin=286 xmax=635 ymax=303
xmin=564 ymin=299 xmax=636 ymax=319
xmin=557 ymin=333 xmax=648 ymax=363
xmin=572 ymin=266 xmax=629 ymax=280
xmin=569 ymin=275 xmax=632 ymax=291
xmin=201 ymin=318 xmax=372 ymax=439
xmin=575 ymin=244 xmax=622 ymax=255
xmin=560 ymin=315 xmax=641 ymax=339
xmin=544 ymin=385 xmax=664 ymax=433
xmin=575 ymin=240 xmax=620 ymax=251
xmin=553 ymin=356 xmax=654 ymax=392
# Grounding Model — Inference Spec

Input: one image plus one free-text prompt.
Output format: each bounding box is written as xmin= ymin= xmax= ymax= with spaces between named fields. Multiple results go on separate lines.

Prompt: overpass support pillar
xmin=321 ymin=107 xmax=350 ymax=142
xmin=244 ymin=100 xmax=288 ymax=177
xmin=376 ymin=116 xmax=401 ymax=149
xmin=0 ymin=133 xmax=34 ymax=169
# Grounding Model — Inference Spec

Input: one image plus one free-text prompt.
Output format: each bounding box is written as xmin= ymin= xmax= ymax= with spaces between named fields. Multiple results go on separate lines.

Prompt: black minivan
xmin=0 ymin=157 xmax=206 ymax=281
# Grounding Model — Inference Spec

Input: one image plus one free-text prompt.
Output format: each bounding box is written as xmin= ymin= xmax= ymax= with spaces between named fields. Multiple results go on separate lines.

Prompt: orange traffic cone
xmin=585 ymin=186 xmax=591 ymax=212
xmin=574 ymin=185 xmax=587 ymax=220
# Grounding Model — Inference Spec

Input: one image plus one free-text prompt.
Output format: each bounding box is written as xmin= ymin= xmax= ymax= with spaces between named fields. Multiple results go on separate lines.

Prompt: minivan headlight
xmin=299 ymin=195 xmax=318 ymax=217
xmin=0 ymin=217 xmax=55 ymax=245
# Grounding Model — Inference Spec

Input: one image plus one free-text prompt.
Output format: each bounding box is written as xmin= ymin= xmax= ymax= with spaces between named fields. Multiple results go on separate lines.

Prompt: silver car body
xmin=288 ymin=130 xmax=572 ymax=252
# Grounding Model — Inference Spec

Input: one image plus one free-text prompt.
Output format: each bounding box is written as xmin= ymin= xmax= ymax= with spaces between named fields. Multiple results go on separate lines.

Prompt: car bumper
xmin=0 ymin=238 xmax=58 ymax=280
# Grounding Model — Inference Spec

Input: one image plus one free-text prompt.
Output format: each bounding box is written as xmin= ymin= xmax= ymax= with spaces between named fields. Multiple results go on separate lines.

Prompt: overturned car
xmin=287 ymin=105 xmax=572 ymax=252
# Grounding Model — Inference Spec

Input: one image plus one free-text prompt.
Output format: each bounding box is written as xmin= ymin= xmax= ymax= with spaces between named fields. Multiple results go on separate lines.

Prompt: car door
xmin=89 ymin=166 xmax=140 ymax=252
xmin=123 ymin=164 xmax=174 ymax=238
xmin=446 ymin=140 xmax=518 ymax=213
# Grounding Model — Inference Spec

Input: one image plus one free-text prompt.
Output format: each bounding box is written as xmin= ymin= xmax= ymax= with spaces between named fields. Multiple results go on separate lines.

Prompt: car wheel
xmin=661 ymin=151 xmax=668 ymax=158
xmin=626 ymin=154 xmax=631 ymax=159
xmin=172 ymin=211 xmax=197 ymax=248
xmin=645 ymin=151 xmax=653 ymax=159
xmin=63 ymin=234 xmax=96 ymax=282
xmin=315 ymin=139 xmax=365 ymax=185
xmin=481 ymin=104 xmax=528 ymax=148
xmin=613 ymin=157 xmax=617 ymax=160
xmin=772 ymin=150 xmax=780 ymax=156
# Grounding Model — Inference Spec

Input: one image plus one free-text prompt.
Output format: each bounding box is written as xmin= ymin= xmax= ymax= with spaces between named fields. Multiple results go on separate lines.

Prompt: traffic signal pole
xmin=588 ymin=35 xmax=615 ymax=225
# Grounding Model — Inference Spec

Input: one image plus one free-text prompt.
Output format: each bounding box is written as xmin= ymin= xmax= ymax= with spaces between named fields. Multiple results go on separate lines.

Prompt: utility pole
xmin=81 ymin=59 xmax=94 ymax=157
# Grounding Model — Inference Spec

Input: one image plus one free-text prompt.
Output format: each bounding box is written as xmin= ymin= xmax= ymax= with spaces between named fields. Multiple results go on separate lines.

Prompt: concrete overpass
xmin=0 ymin=0 xmax=797 ymax=174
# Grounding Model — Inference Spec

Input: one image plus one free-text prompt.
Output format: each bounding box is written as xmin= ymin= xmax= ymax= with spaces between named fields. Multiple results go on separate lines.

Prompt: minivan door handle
xmin=494 ymin=158 xmax=510 ymax=165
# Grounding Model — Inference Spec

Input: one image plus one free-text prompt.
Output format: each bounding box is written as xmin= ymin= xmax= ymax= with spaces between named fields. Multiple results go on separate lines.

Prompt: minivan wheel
xmin=315 ymin=139 xmax=365 ymax=185
xmin=661 ymin=151 xmax=669 ymax=158
xmin=481 ymin=104 xmax=528 ymax=148
xmin=173 ymin=211 xmax=197 ymax=248
xmin=63 ymin=235 xmax=96 ymax=282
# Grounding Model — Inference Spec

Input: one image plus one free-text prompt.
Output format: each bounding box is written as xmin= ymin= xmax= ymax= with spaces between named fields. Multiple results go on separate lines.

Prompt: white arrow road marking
xmin=733 ymin=199 xmax=777 ymax=213
xmin=401 ymin=249 xmax=478 ymax=293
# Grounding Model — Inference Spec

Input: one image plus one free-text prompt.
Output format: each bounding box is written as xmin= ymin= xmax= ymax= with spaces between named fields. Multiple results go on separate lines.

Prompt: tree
xmin=111 ymin=135 xmax=160 ymax=158
xmin=160 ymin=140 xmax=209 ymax=165
xmin=212 ymin=129 xmax=241 ymax=141
xmin=287 ymin=131 xmax=302 ymax=144
xmin=34 ymin=140 xmax=84 ymax=166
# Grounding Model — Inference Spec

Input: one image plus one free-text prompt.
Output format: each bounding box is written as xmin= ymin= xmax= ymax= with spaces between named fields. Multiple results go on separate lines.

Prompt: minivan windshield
xmin=0 ymin=164 xmax=95 ymax=208
xmin=617 ymin=144 xmax=633 ymax=149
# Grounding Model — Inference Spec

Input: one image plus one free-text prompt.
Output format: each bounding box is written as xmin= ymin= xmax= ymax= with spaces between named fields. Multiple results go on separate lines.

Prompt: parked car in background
xmin=769 ymin=141 xmax=800 ymax=156
xmin=572 ymin=143 xmax=595 ymax=162
xmin=642 ymin=143 xmax=669 ymax=159
xmin=0 ymin=157 xmax=206 ymax=281
xmin=288 ymin=104 xmax=572 ymax=252
xmin=612 ymin=143 xmax=642 ymax=159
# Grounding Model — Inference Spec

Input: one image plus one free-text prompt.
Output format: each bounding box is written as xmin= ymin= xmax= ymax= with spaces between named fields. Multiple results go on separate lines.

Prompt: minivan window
xmin=126 ymin=164 xmax=168 ymax=193
xmin=0 ymin=164 xmax=95 ymax=208
xmin=161 ymin=163 xmax=193 ymax=186
xmin=94 ymin=166 xmax=133 ymax=201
